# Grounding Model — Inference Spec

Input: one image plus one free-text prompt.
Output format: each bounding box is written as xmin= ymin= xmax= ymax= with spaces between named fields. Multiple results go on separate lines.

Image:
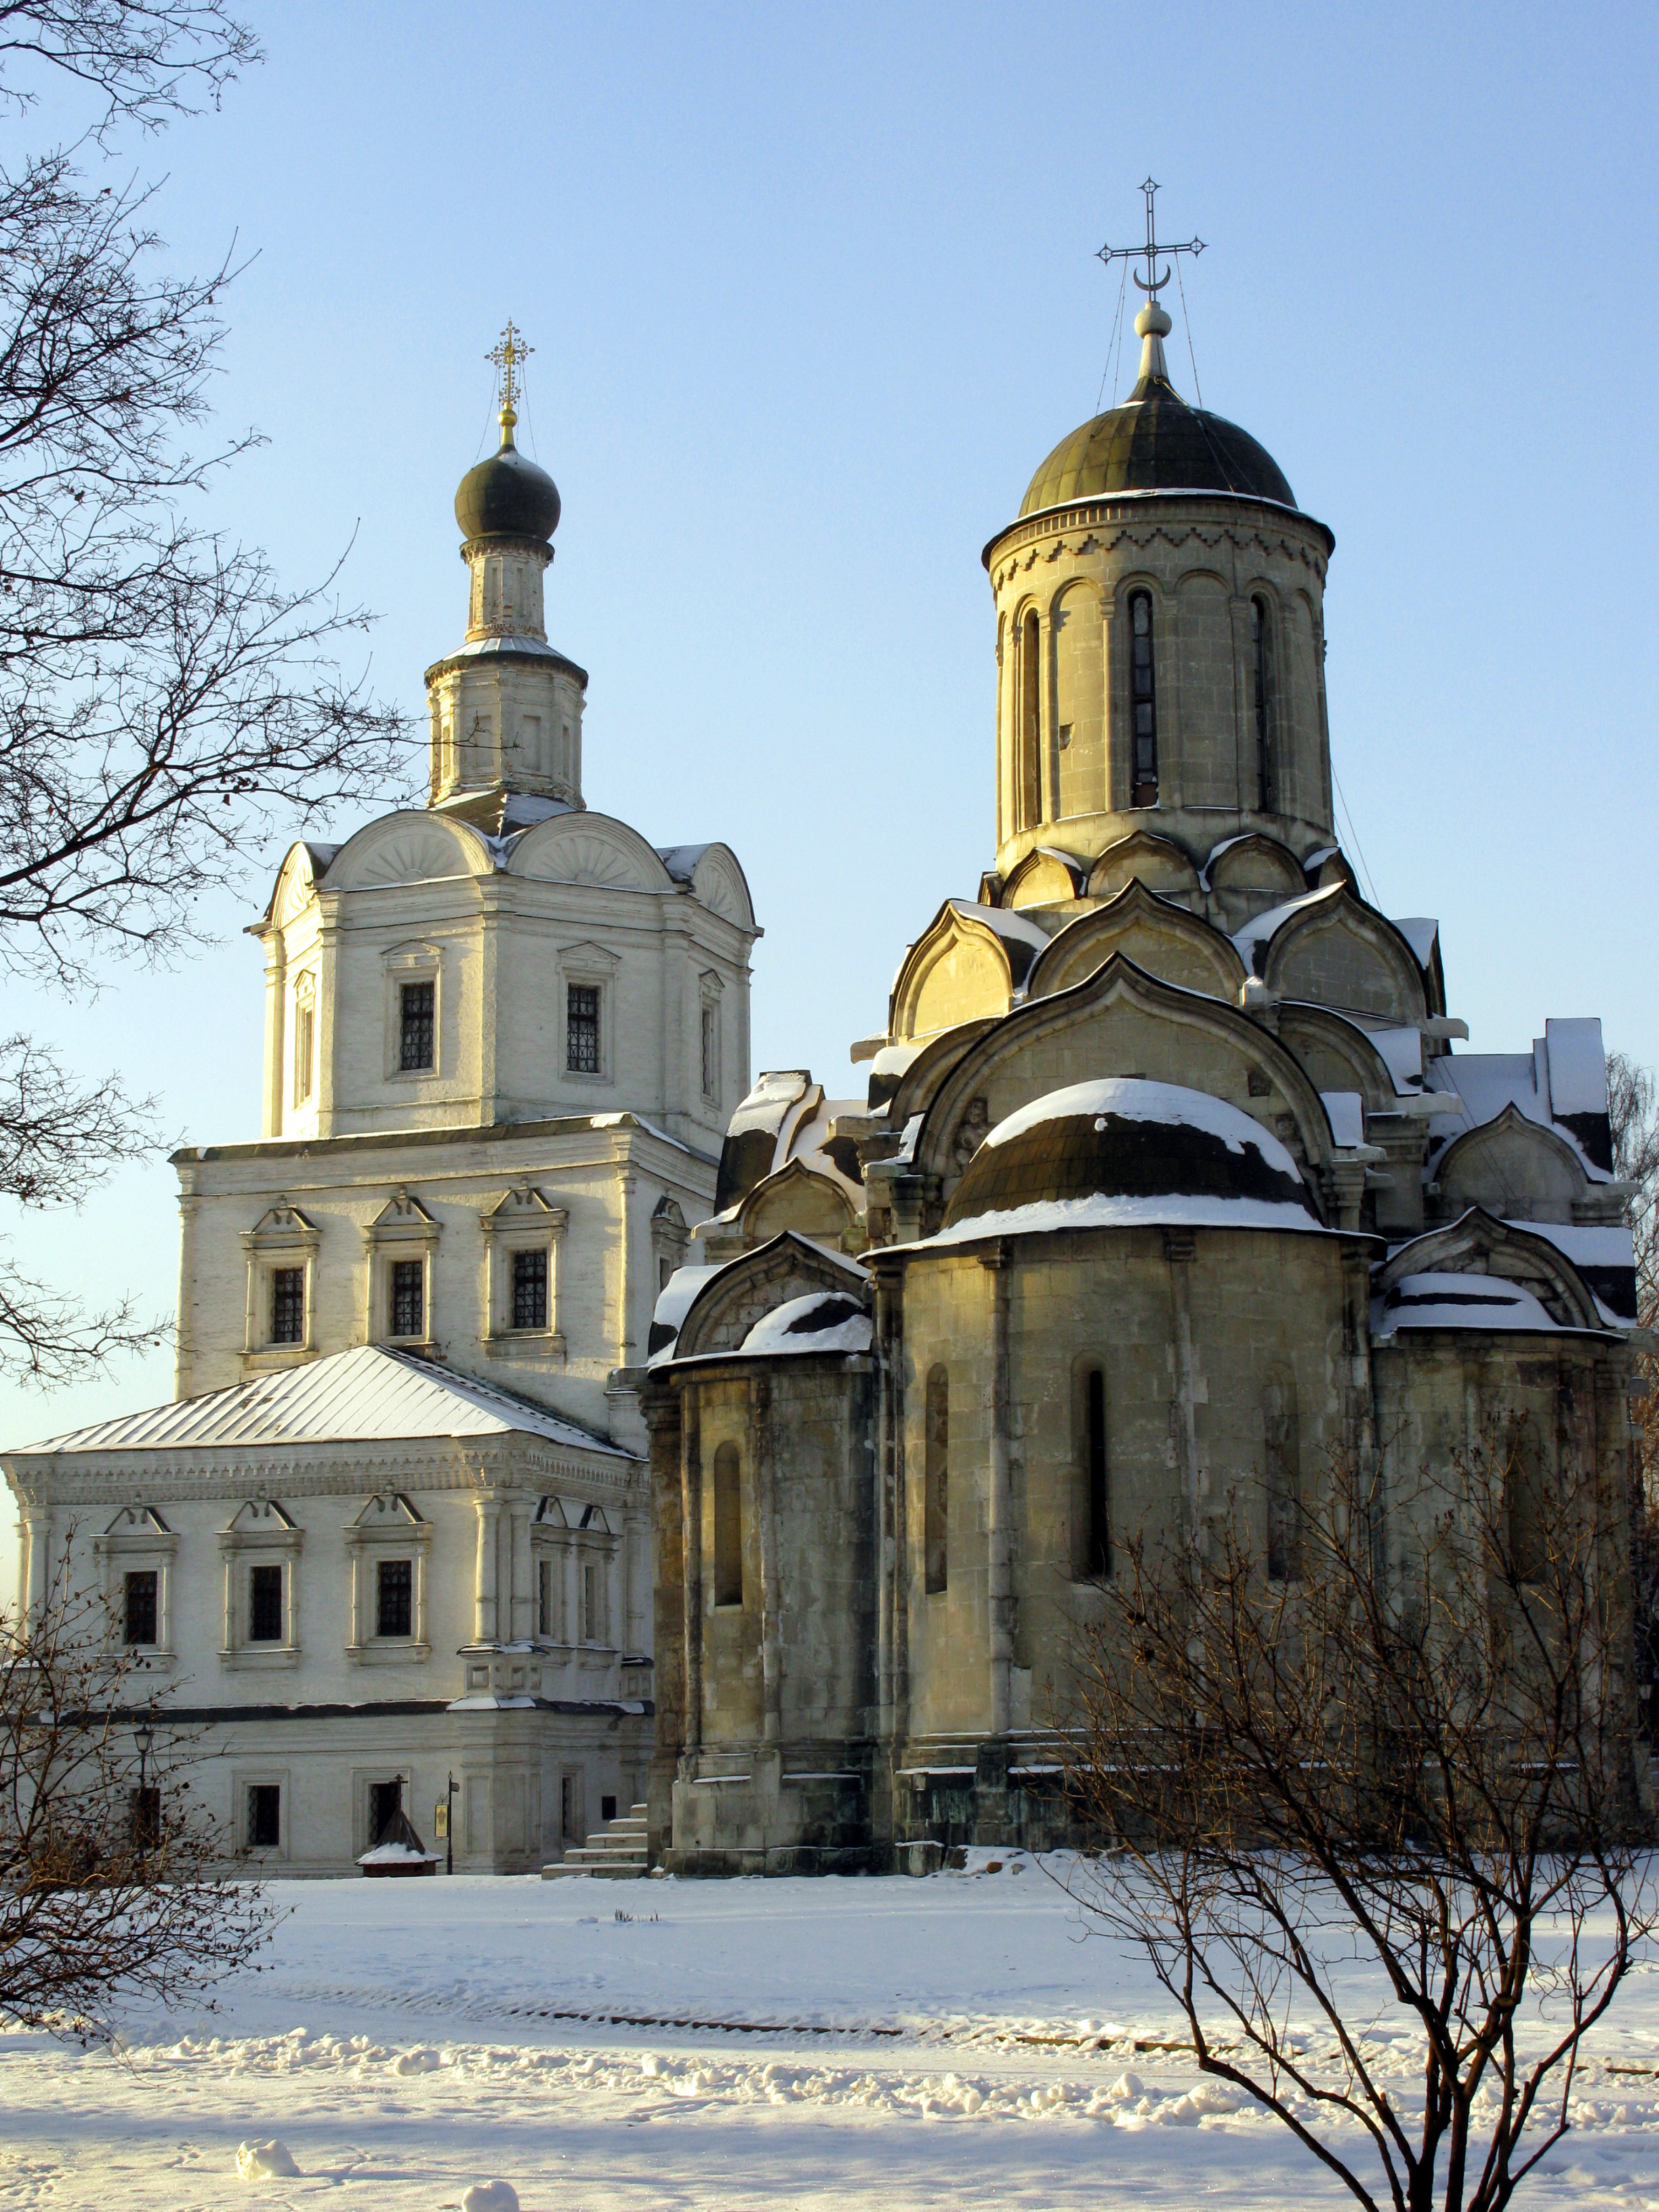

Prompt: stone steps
xmin=542 ymin=1802 xmax=650 ymax=1879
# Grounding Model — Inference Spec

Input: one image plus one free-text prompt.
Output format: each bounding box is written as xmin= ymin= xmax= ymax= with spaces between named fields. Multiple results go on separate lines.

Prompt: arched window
xmin=1263 ymin=1366 xmax=1301 ymax=1581
xmin=924 ymin=1365 xmax=948 ymax=1595
xmin=1084 ymin=1366 xmax=1109 ymax=1577
xmin=1019 ymin=611 xmax=1042 ymax=829
xmin=1128 ymin=590 xmax=1158 ymax=806
xmin=1251 ymin=594 xmax=1275 ymax=811
xmin=712 ymin=1441 xmax=743 ymax=1607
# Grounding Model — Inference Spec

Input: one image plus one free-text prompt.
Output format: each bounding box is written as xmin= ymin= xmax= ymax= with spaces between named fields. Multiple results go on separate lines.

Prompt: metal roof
xmin=5 ymin=1345 xmax=631 ymax=1460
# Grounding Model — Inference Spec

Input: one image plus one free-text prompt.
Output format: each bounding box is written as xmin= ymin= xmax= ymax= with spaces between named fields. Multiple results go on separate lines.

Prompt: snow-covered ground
xmin=5 ymin=1854 xmax=1659 ymax=2209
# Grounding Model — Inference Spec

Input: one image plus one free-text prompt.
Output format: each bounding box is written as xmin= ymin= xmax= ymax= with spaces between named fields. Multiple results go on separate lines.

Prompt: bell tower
xmin=425 ymin=321 xmax=589 ymax=832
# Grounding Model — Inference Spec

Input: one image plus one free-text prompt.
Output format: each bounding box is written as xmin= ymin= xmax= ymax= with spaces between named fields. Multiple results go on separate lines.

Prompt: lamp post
xmin=445 ymin=1769 xmax=458 ymax=1877
xmin=133 ymin=1717 xmax=155 ymax=1869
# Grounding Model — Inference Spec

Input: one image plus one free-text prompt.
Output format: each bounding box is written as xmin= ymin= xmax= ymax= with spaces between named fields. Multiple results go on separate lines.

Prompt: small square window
xmin=567 ymin=984 xmax=600 ymax=1074
xmin=390 ymin=1258 xmax=424 ymax=1340
xmin=377 ymin=1557 xmax=413 ymax=1639
xmin=270 ymin=1267 xmax=305 ymax=1346
xmin=400 ymin=979 xmax=435 ymax=1072
xmin=247 ymin=1782 xmax=281 ymax=1849
xmin=124 ymin=1570 xmax=158 ymax=1647
xmin=512 ymin=1248 xmax=548 ymax=1331
xmin=249 ymin=1563 xmax=283 ymax=1643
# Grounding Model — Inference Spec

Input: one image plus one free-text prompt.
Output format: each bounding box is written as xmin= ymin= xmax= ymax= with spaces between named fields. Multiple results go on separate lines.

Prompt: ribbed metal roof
xmin=7 ymin=1345 xmax=629 ymax=1459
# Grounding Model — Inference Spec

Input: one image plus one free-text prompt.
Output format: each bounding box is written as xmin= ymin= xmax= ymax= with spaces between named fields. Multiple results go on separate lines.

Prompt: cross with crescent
xmin=487 ymin=320 xmax=534 ymax=414
xmin=1097 ymin=179 xmax=1204 ymax=302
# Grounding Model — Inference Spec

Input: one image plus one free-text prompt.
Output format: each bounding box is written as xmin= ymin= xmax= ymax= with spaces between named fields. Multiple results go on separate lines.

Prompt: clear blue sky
xmin=2 ymin=0 xmax=1656 ymax=1490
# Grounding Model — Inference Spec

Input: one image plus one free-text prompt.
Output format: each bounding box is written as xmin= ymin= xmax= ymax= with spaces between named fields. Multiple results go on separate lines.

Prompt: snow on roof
xmin=6 ymin=1344 xmax=631 ymax=1460
xmin=648 ymin=1265 xmax=726 ymax=1368
xmin=498 ymin=794 xmax=575 ymax=833
xmin=1391 ymin=917 xmax=1439 ymax=969
xmin=1231 ymin=884 xmax=1339 ymax=969
xmin=726 ymin=1070 xmax=813 ymax=1143
xmin=1423 ymin=1034 xmax=1613 ymax=1180
xmin=983 ymin=1077 xmax=1299 ymax=1171
xmin=1368 ymin=1025 xmax=1424 ymax=1094
xmin=1372 ymin=1272 xmax=1565 ymax=1338
xmin=1322 ymin=1090 xmax=1366 ymax=1149
xmin=738 ymin=1292 xmax=873 ymax=1359
xmin=656 ymin=843 xmax=712 ymax=885
xmin=949 ymin=898 xmax=1050 ymax=954
xmin=870 ymin=1040 xmax=926 ymax=1081
xmin=1502 ymin=1220 xmax=1639 ymax=1326
xmin=914 ymin=1190 xmax=1331 ymax=1252
xmin=1543 ymin=1017 xmax=1608 ymax=1117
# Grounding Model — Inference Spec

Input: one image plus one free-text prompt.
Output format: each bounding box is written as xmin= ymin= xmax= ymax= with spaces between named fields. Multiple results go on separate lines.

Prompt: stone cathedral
xmin=642 ymin=262 xmax=1644 ymax=1872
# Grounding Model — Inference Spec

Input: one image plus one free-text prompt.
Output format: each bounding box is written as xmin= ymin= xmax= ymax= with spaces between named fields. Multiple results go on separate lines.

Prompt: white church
xmin=0 ymin=335 xmax=759 ymax=1875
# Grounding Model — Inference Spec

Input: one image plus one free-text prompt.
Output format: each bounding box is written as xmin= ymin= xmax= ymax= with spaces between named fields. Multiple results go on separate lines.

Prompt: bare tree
xmin=1060 ymin=1430 xmax=1654 ymax=2212
xmin=0 ymin=1557 xmax=270 ymax=2044
xmin=1607 ymin=1051 xmax=1659 ymax=1740
xmin=0 ymin=1 xmax=413 ymax=1381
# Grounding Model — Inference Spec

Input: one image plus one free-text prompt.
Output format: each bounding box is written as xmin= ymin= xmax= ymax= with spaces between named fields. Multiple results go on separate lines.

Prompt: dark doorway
xmin=369 ymin=1778 xmax=402 ymax=1847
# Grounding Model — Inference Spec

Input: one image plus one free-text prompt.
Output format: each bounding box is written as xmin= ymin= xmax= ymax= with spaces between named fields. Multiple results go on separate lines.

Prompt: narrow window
xmin=1264 ymin=1367 xmax=1301 ymax=1581
xmin=924 ymin=1365 xmax=948 ymax=1595
xmin=293 ymin=992 xmax=315 ymax=1106
xmin=567 ymin=983 xmax=600 ymax=1073
xmin=538 ymin=1554 xmax=556 ymax=1639
xmin=1129 ymin=590 xmax=1158 ymax=806
xmin=512 ymin=1247 xmax=548 ymax=1330
xmin=583 ymin=1557 xmax=602 ymax=1643
xmin=390 ymin=1257 xmax=424 ymax=1340
xmin=1508 ymin=1425 xmax=1549 ymax=1584
xmin=376 ymin=1557 xmax=413 ymax=1638
xmin=367 ymin=1778 xmax=401 ymax=1846
xmin=399 ymin=979 xmax=435 ymax=1072
xmin=701 ymin=1004 xmax=717 ymax=1099
xmin=712 ymin=1441 xmax=743 ymax=1607
xmin=270 ymin=1266 xmax=305 ymax=1347
xmin=247 ymin=1783 xmax=281 ymax=1849
xmin=560 ymin=1772 xmax=579 ymax=1841
xmin=123 ymin=1569 xmax=158 ymax=1647
xmin=129 ymin=1786 xmax=161 ymax=1851
xmin=1019 ymin=610 xmax=1042 ymax=827
xmin=1085 ymin=1366 xmax=1110 ymax=1577
xmin=1251 ymin=594 xmax=1275 ymax=811
xmin=248 ymin=1563 xmax=283 ymax=1643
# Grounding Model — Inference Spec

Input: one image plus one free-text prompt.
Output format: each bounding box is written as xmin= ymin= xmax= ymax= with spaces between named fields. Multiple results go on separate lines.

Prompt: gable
xmin=1254 ymin=888 xmax=1427 ymax=1027
xmin=1436 ymin=1106 xmax=1591 ymax=1226
xmin=673 ymin=1233 xmax=867 ymax=1361
xmin=327 ymin=811 xmax=490 ymax=892
xmin=737 ymin=1160 xmax=859 ymax=1247
xmin=890 ymin=904 xmax=1027 ymax=1041
xmin=1275 ymin=1006 xmax=1400 ymax=1110
xmin=1374 ymin=1210 xmax=1606 ymax=1332
xmin=1004 ymin=848 xmax=1086 ymax=910
xmin=1085 ymin=830 xmax=1201 ymax=905
xmin=1029 ymin=882 xmax=1245 ymax=1003
xmin=508 ymin=810 xmax=673 ymax=892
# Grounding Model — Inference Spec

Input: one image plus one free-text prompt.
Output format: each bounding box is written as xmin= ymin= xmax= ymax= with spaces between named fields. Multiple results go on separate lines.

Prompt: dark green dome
xmin=1020 ymin=364 xmax=1295 ymax=516
xmin=455 ymin=433 xmax=560 ymax=543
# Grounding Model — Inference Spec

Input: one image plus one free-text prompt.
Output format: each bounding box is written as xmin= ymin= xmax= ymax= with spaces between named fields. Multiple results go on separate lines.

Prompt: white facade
xmin=3 ymin=397 xmax=759 ymax=1874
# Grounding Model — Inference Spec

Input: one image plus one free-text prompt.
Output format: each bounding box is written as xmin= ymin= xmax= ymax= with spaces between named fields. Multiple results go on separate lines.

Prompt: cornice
xmin=985 ymin=501 xmax=1332 ymax=592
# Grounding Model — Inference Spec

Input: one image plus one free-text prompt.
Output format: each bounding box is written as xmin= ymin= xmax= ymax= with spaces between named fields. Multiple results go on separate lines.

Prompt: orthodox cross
xmin=1097 ymin=178 xmax=1204 ymax=301
xmin=487 ymin=320 xmax=534 ymax=414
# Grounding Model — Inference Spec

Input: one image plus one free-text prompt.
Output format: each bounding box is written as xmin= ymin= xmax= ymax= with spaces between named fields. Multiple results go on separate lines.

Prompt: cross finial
xmin=487 ymin=319 xmax=534 ymax=445
xmin=1097 ymin=178 xmax=1205 ymax=304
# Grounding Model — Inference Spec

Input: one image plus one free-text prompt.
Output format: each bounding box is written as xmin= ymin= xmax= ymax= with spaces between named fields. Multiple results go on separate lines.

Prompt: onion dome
xmin=1019 ymin=302 xmax=1294 ymax=516
xmin=455 ymin=414 xmax=560 ymax=543
xmin=939 ymin=1077 xmax=1321 ymax=1237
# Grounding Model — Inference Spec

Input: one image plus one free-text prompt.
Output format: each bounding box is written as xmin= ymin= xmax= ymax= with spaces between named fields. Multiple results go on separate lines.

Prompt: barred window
xmin=567 ymin=983 xmax=600 ymax=1073
xmin=399 ymin=979 xmax=435 ymax=1072
xmin=390 ymin=1258 xmax=424 ymax=1340
xmin=1129 ymin=590 xmax=1158 ymax=806
xmin=271 ymin=1266 xmax=305 ymax=1346
xmin=247 ymin=1784 xmax=281 ymax=1849
xmin=376 ymin=1557 xmax=413 ymax=1638
xmin=249 ymin=1563 xmax=283 ymax=1642
xmin=512 ymin=1247 xmax=548 ymax=1330
xmin=124 ymin=1569 xmax=158 ymax=1647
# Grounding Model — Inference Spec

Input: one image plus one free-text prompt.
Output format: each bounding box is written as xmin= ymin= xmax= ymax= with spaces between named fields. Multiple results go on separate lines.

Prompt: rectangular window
xmin=566 ymin=983 xmax=600 ymax=1073
xmin=512 ymin=1247 xmax=548 ymax=1330
xmin=538 ymin=1554 xmax=556 ymax=1639
xmin=390 ymin=1258 xmax=424 ymax=1340
xmin=124 ymin=1569 xmax=158 ymax=1647
xmin=248 ymin=1562 xmax=284 ymax=1643
xmin=701 ymin=1004 xmax=717 ymax=1097
xmin=247 ymin=1783 xmax=281 ymax=1849
xmin=1086 ymin=1367 xmax=1110 ymax=1578
xmin=376 ymin=1557 xmax=413 ymax=1638
xmin=293 ymin=1002 xmax=315 ymax=1106
xmin=712 ymin=1442 xmax=743 ymax=1607
xmin=924 ymin=1366 xmax=949 ymax=1595
xmin=399 ymin=979 xmax=435 ymax=1072
xmin=582 ymin=1558 xmax=602 ymax=1643
xmin=271 ymin=1266 xmax=305 ymax=1346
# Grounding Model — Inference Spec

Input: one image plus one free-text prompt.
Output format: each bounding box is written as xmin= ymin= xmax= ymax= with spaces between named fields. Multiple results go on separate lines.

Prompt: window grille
xmin=399 ymin=979 xmax=435 ymax=1071
xmin=1129 ymin=590 xmax=1158 ymax=806
xmin=1251 ymin=595 xmax=1275 ymax=811
xmin=376 ymin=1557 xmax=413 ymax=1638
xmin=512 ymin=1248 xmax=548 ymax=1330
xmin=247 ymin=1783 xmax=281 ymax=1849
xmin=567 ymin=983 xmax=600 ymax=1073
xmin=271 ymin=1266 xmax=305 ymax=1346
xmin=248 ymin=1563 xmax=283 ymax=1642
xmin=124 ymin=1570 xmax=158 ymax=1647
xmin=390 ymin=1258 xmax=424 ymax=1339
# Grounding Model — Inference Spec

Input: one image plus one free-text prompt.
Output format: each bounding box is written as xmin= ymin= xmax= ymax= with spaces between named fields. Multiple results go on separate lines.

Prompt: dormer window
xmin=1251 ymin=594 xmax=1275 ymax=811
xmin=1129 ymin=590 xmax=1158 ymax=806
xmin=399 ymin=980 xmax=435 ymax=1072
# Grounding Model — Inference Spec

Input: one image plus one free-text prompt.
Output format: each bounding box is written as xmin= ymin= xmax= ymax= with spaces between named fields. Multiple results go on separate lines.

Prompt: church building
xmin=642 ymin=251 xmax=1645 ymax=1872
xmin=2 ymin=333 xmax=758 ymax=1875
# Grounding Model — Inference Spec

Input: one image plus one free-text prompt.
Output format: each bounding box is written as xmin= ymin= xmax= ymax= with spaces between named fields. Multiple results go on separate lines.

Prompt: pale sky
xmin=1 ymin=0 xmax=1655 ymax=1537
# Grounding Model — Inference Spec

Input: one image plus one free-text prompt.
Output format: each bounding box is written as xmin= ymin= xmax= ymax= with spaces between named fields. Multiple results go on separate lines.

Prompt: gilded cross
xmin=1097 ymin=179 xmax=1204 ymax=302
xmin=487 ymin=320 xmax=534 ymax=414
